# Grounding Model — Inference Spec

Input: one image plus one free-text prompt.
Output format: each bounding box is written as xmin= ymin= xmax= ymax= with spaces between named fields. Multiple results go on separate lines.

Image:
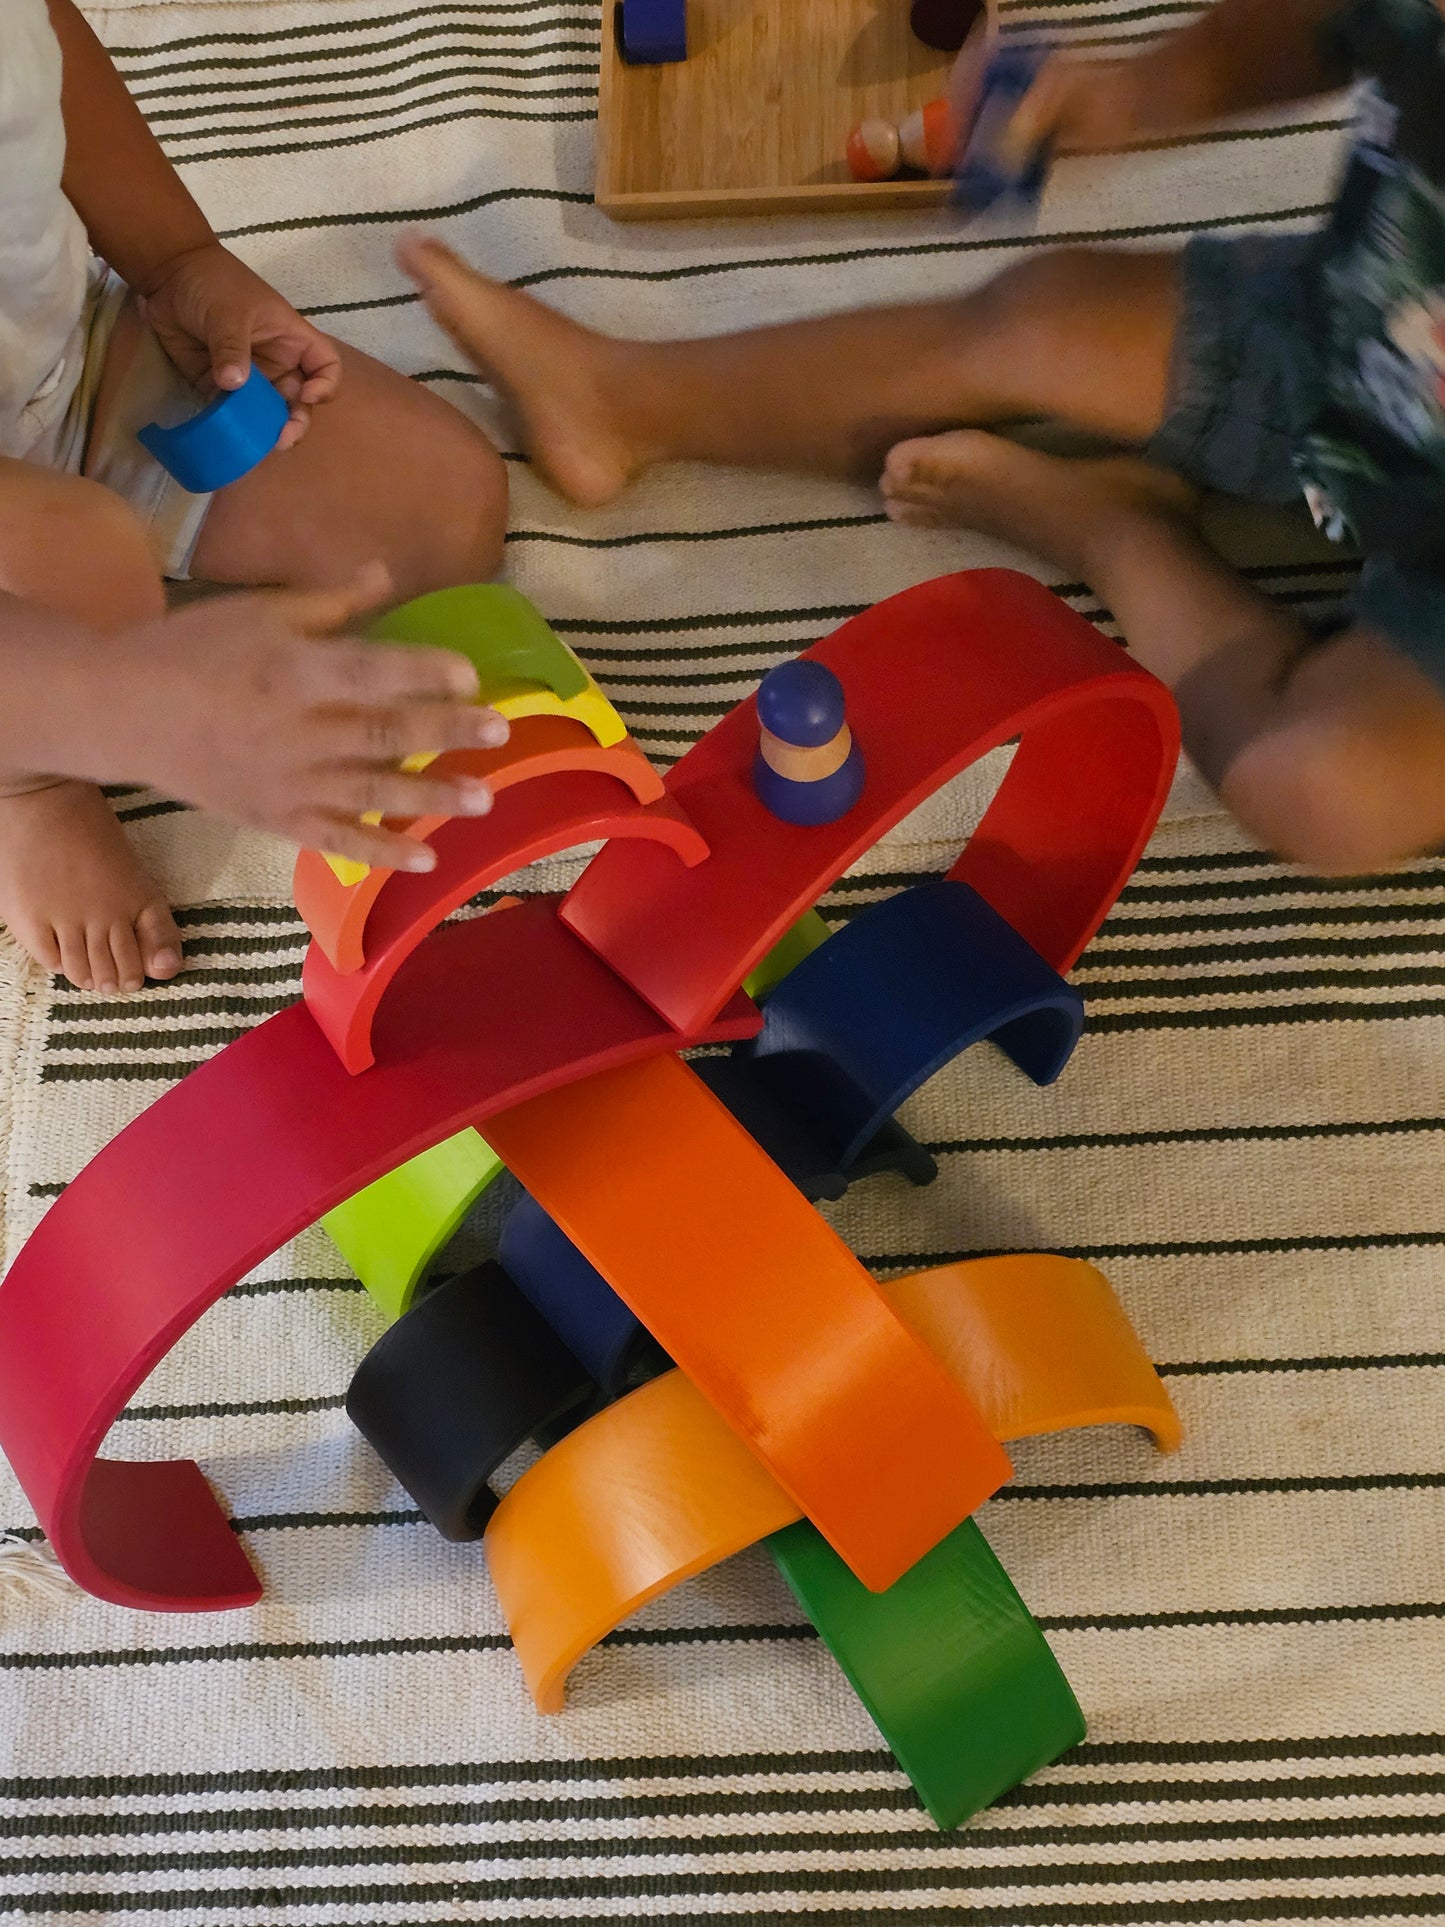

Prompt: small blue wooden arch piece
xmin=138 ymin=365 xmax=289 ymax=494
xmin=737 ymin=879 xmax=1084 ymax=1170
xmin=693 ymin=1055 xmax=936 ymax=1202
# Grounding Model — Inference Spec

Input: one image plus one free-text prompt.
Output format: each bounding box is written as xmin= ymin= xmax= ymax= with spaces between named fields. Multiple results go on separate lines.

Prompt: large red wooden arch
xmin=0 ymin=571 xmax=1178 ymax=1611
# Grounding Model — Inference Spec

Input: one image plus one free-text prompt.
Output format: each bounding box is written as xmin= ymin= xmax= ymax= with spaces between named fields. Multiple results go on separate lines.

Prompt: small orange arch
xmin=302 ymin=772 xmax=709 ymax=1075
xmin=295 ymin=718 xmax=665 ymax=975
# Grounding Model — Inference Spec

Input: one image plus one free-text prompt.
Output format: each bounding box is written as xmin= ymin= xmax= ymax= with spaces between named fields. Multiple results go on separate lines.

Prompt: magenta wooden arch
xmin=0 ymin=571 xmax=1179 ymax=1611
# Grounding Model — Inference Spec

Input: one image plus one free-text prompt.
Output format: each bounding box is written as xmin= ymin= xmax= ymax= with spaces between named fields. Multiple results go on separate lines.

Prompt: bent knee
xmin=972 ymin=247 xmax=1180 ymax=429
xmin=0 ymin=466 xmax=163 ymax=627
xmin=383 ymin=416 xmax=509 ymax=600
xmin=1224 ymin=718 xmax=1445 ymax=874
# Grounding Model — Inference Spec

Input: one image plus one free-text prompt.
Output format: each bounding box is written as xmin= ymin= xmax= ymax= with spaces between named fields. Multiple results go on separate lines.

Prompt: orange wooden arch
xmin=484 ymin=1253 xmax=1179 ymax=1711
xmin=295 ymin=718 xmax=665 ymax=974
xmin=484 ymin=1054 xmax=1014 ymax=1596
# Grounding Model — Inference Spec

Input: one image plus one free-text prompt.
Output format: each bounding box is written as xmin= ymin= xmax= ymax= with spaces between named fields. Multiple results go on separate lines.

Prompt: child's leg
xmin=882 ymin=431 xmax=1445 ymax=871
xmin=86 ymin=298 xmax=507 ymax=596
xmin=185 ymin=341 xmax=508 ymax=596
xmin=397 ymin=238 xmax=1181 ymax=504
xmin=0 ymin=461 xmax=182 ymax=993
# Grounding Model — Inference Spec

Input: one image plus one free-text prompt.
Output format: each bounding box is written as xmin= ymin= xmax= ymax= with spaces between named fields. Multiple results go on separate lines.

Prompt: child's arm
xmin=0 ymin=570 xmax=508 ymax=874
xmin=46 ymin=0 xmax=341 ymax=447
xmin=979 ymin=0 xmax=1355 ymax=166
xmin=1117 ymin=0 xmax=1353 ymax=130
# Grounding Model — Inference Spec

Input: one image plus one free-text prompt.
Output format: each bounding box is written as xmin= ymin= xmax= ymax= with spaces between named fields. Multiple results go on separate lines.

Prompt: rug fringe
xmin=0 ymin=1533 xmax=75 ymax=1608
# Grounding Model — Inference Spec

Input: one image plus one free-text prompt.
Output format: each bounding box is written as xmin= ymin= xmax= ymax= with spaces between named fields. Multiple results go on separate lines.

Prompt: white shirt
xmin=0 ymin=0 xmax=91 ymax=455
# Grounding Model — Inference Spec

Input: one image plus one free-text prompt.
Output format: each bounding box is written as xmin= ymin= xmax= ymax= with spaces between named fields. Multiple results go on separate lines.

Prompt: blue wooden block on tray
xmin=953 ymin=44 xmax=1053 ymax=219
xmin=618 ymin=0 xmax=687 ymax=64
xmin=740 ymin=878 xmax=1085 ymax=1170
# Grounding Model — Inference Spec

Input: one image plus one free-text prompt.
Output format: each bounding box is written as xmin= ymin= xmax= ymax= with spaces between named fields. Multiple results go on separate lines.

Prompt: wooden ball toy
xmin=846 ymin=99 xmax=956 ymax=183
xmin=754 ymin=661 xmax=866 ymax=827
xmin=901 ymin=98 xmax=958 ymax=175
xmin=846 ymin=118 xmax=902 ymax=183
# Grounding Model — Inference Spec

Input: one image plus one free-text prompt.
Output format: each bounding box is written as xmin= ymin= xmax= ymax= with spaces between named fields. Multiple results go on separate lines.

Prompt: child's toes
xmin=885 ymin=498 xmax=946 ymax=527
xmin=107 ymin=919 xmax=147 ymax=996
xmin=22 ymin=921 xmax=63 ymax=979
xmin=882 ymin=437 xmax=952 ymax=499
xmin=136 ymin=901 xmax=183 ymax=983
xmin=86 ymin=925 xmax=124 ymax=996
xmin=54 ymin=924 xmax=93 ymax=992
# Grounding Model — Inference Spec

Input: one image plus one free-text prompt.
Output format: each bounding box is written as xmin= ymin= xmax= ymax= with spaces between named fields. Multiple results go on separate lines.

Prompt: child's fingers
xmin=395 ymin=230 xmax=452 ymax=287
xmin=322 ymin=698 xmax=510 ymax=767
xmin=945 ymin=12 xmax=997 ymax=162
xmin=297 ymin=331 xmax=344 ymax=404
xmin=303 ymin=634 xmax=488 ymax=706
xmin=324 ymin=766 xmax=497 ymax=825
xmin=207 ymin=323 xmax=254 ymax=394
xmin=269 ymin=564 xmax=398 ymax=642
xmin=994 ymin=59 xmax=1071 ymax=168
xmin=276 ymin=406 xmax=311 ymax=452
xmin=395 ymin=233 xmax=481 ymax=334
xmin=298 ymin=815 xmax=441 ymax=875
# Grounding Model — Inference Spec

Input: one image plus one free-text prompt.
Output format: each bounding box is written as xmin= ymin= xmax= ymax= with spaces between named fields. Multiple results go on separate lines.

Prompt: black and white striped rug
xmin=2 ymin=3 xmax=1441 ymax=1920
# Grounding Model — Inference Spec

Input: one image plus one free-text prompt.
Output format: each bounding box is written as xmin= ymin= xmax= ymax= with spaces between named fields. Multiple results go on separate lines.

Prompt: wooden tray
xmin=596 ymin=0 xmax=955 ymax=220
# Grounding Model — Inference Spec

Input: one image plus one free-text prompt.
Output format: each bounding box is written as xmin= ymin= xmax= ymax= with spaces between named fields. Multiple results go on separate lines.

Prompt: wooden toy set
xmin=598 ymin=0 xmax=1054 ymax=221
xmin=596 ymin=0 xmax=971 ymax=218
xmin=0 ymin=569 xmax=1183 ymax=1830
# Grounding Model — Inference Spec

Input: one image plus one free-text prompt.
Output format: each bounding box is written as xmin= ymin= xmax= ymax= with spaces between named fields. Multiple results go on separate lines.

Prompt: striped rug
xmin=3 ymin=2 xmax=1443 ymax=1921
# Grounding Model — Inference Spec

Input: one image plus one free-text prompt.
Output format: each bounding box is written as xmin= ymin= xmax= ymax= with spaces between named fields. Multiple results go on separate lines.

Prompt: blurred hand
xmin=113 ymin=564 xmax=512 ymax=871
xmin=948 ymin=24 xmax=1141 ymax=171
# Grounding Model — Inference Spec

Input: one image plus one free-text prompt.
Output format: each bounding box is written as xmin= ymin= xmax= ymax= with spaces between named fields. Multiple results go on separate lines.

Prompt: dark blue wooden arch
xmin=738 ymin=879 xmax=1085 ymax=1170
xmin=500 ymin=1192 xmax=668 ymax=1399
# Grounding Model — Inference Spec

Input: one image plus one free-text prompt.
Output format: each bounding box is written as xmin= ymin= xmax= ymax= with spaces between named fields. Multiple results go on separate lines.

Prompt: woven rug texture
xmin=0 ymin=2 xmax=1442 ymax=1921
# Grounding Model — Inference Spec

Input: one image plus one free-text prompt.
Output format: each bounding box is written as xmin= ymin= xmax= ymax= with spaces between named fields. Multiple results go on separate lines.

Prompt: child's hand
xmin=113 ymin=564 xmax=511 ymax=873
xmin=138 ymin=242 xmax=342 ymax=450
xmin=995 ymin=54 xmax=1140 ymax=166
xmin=948 ymin=27 xmax=1140 ymax=171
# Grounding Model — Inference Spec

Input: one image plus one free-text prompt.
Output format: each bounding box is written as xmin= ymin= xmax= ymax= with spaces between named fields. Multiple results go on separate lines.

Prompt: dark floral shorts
xmin=1145 ymin=230 xmax=1445 ymax=678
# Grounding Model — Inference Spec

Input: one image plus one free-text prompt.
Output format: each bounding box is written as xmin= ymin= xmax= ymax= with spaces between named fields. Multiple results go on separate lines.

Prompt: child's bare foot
xmin=397 ymin=235 xmax=643 ymax=507
xmin=881 ymin=429 xmax=1199 ymax=578
xmin=0 ymin=782 xmax=181 ymax=993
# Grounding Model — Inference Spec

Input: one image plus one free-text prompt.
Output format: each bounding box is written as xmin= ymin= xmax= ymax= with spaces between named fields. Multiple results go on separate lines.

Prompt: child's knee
xmin=388 ymin=416 xmax=509 ymax=600
xmin=1224 ymin=719 xmax=1428 ymax=874
xmin=0 ymin=467 xmax=164 ymax=629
